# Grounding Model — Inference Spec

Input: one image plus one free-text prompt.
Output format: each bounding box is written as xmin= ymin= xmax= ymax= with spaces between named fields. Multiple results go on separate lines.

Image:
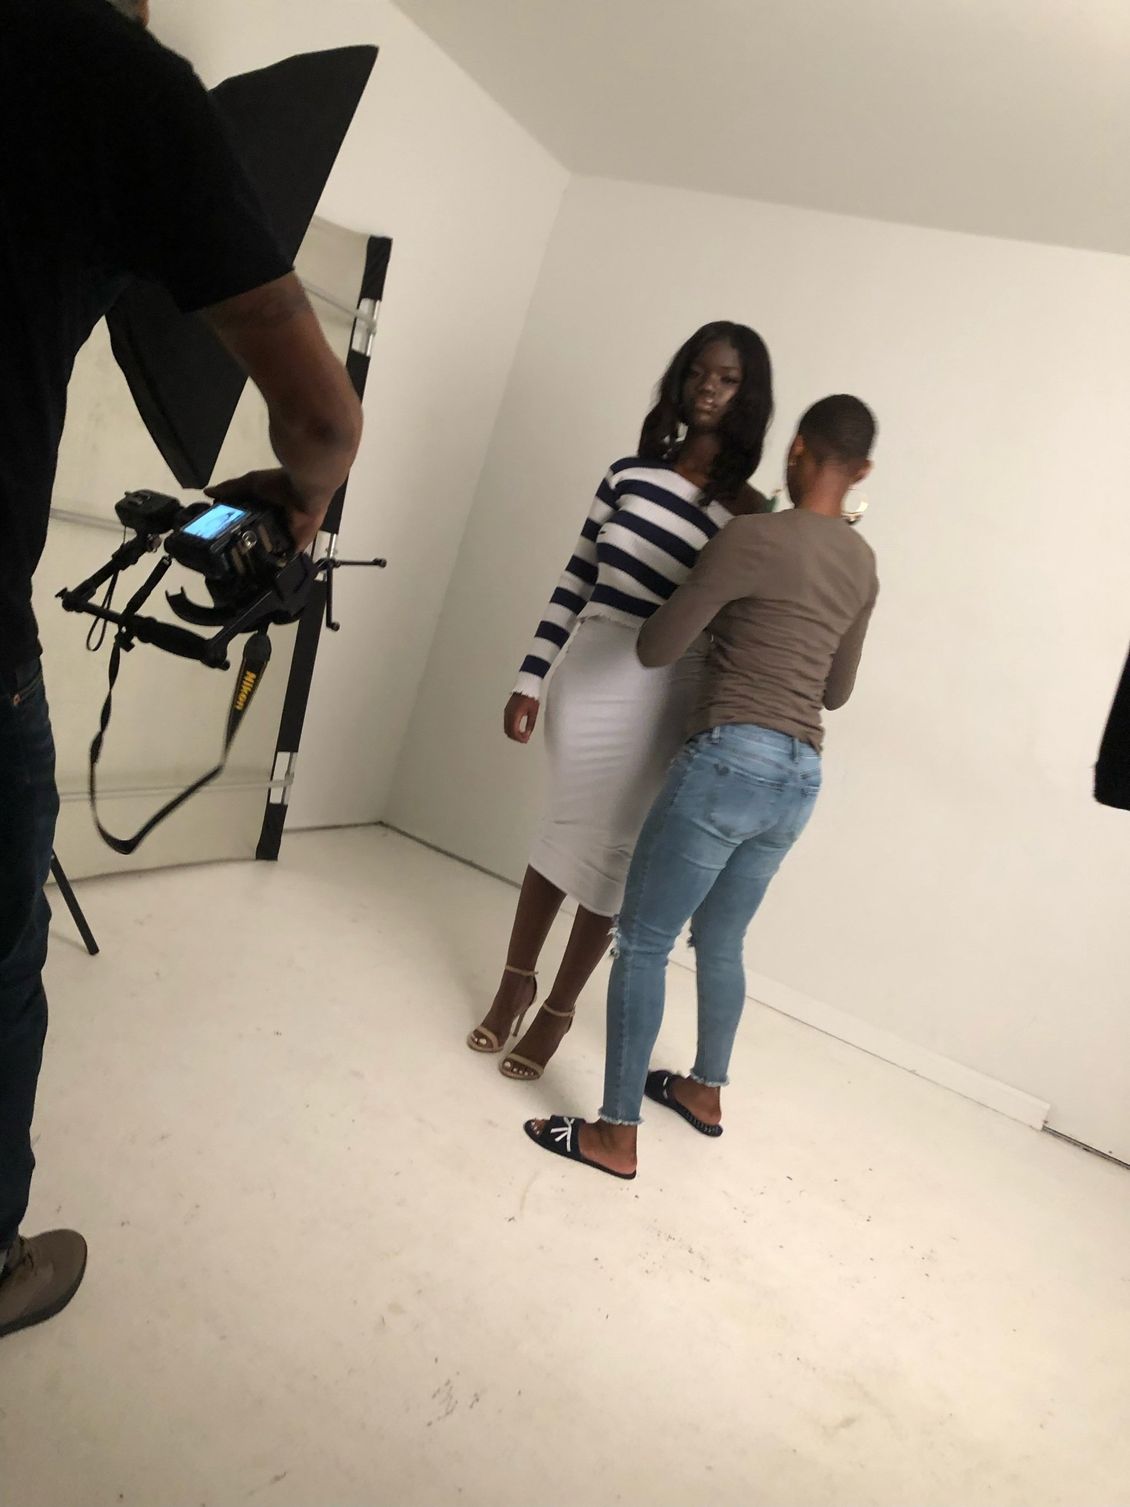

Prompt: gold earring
xmin=842 ymin=493 xmax=868 ymax=524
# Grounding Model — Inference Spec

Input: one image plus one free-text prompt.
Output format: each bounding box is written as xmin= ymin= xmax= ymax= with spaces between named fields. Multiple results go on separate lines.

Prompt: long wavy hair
xmin=638 ymin=322 xmax=773 ymax=503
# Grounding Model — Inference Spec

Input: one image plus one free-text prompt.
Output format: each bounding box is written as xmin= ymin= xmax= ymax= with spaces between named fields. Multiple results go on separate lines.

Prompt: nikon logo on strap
xmin=234 ymin=669 xmax=259 ymax=714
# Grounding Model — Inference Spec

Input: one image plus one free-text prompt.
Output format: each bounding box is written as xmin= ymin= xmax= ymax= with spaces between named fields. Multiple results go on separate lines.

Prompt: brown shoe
xmin=0 ymin=1230 xmax=88 ymax=1339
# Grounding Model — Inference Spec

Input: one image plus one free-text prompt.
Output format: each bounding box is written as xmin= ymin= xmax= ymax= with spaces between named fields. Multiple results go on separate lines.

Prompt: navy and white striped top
xmin=513 ymin=457 xmax=738 ymax=699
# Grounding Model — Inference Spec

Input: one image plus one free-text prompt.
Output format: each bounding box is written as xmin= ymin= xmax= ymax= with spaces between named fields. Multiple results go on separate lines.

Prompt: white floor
xmin=3 ymin=828 xmax=1129 ymax=1507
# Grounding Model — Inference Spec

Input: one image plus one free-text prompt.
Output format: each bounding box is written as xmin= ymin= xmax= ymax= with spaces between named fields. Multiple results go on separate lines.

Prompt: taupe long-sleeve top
xmin=638 ymin=510 xmax=878 ymax=752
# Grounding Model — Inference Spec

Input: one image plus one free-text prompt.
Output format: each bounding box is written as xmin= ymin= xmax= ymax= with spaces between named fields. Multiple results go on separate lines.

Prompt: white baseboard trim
xmin=380 ymin=826 xmax=1051 ymax=1133
xmin=669 ymin=942 xmax=1050 ymax=1130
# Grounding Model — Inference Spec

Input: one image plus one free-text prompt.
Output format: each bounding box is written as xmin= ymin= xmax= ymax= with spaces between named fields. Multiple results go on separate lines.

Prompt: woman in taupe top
xmin=524 ymin=396 xmax=879 ymax=1179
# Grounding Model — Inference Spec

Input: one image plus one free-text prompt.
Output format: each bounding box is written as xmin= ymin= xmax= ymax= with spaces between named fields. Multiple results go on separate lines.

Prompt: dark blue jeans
xmin=0 ymin=660 xmax=58 ymax=1253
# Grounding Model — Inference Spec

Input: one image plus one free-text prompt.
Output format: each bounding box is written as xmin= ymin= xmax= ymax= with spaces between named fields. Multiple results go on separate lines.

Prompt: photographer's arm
xmin=203 ymin=274 xmax=363 ymax=551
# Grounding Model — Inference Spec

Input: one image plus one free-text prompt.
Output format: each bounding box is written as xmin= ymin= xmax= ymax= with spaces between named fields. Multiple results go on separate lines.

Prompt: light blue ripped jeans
xmin=600 ymin=725 xmax=822 ymax=1126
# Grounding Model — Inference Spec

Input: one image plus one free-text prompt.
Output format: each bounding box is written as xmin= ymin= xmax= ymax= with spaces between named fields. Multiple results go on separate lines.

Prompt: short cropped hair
xmin=799 ymin=395 xmax=876 ymax=465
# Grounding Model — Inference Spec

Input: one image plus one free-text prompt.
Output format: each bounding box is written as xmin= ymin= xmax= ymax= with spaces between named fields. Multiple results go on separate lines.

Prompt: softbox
xmin=106 ymin=45 xmax=377 ymax=488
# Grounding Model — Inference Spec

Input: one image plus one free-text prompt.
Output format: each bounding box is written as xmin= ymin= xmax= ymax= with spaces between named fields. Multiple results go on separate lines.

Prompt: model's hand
xmin=504 ymin=694 xmax=539 ymax=744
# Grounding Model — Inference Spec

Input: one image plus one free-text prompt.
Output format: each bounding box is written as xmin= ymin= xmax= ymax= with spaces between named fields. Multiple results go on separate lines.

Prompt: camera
xmin=164 ymin=499 xmax=294 ymax=590
xmin=63 ymin=487 xmax=384 ymax=666
xmin=107 ymin=490 xmax=307 ymax=633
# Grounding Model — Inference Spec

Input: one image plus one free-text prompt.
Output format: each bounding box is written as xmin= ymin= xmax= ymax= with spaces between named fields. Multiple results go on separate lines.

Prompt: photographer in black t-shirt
xmin=0 ymin=0 xmax=363 ymax=1339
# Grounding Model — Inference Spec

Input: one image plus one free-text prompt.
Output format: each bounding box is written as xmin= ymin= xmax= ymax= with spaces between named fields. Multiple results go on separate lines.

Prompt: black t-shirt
xmin=0 ymin=0 xmax=292 ymax=672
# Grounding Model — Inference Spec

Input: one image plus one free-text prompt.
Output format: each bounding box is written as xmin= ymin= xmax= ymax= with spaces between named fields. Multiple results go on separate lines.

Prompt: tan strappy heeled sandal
xmin=466 ymin=966 xmax=538 ymax=1054
xmin=499 ymin=1002 xmax=575 ymax=1081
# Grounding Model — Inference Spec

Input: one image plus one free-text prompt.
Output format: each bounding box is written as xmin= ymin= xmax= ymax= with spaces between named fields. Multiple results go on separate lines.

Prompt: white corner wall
xmin=153 ymin=0 xmax=567 ymax=828
xmin=386 ymin=175 xmax=1130 ymax=1161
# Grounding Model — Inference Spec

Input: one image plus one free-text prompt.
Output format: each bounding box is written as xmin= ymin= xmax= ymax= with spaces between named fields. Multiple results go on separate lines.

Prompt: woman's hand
xmin=504 ymin=693 xmax=540 ymax=744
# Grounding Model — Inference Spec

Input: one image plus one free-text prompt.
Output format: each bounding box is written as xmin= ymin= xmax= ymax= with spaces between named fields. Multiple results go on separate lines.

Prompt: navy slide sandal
xmin=644 ymin=1070 xmax=724 ymax=1137
xmin=523 ymin=1115 xmax=637 ymax=1180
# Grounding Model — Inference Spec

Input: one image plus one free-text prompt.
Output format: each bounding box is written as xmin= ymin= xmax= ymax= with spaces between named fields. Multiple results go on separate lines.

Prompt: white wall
xmin=386 ymin=175 xmax=1130 ymax=1161
xmin=153 ymin=0 xmax=567 ymax=828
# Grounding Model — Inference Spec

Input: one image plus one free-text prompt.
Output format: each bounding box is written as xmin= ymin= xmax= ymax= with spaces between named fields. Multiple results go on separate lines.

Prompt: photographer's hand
xmin=205 ymin=468 xmax=325 ymax=553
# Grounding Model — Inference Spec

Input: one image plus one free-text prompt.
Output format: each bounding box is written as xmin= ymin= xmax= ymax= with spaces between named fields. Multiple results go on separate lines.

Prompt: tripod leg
xmin=50 ymin=854 xmax=100 ymax=957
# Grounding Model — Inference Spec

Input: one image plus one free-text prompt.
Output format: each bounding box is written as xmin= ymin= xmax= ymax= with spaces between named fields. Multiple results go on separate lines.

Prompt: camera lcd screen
xmin=182 ymin=504 xmax=249 ymax=542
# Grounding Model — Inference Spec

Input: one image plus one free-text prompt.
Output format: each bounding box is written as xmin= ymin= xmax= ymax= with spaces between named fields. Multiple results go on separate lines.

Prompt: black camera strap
xmin=90 ymin=622 xmax=273 ymax=856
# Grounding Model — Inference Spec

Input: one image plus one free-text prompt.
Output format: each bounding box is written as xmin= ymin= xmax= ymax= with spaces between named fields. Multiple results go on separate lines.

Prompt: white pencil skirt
xmin=529 ymin=615 xmax=705 ymax=916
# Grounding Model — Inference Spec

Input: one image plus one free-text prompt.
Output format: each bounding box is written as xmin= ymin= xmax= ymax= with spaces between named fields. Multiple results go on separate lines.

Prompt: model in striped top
xmin=512 ymin=458 xmax=738 ymax=700
xmin=467 ymin=322 xmax=774 ymax=1083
